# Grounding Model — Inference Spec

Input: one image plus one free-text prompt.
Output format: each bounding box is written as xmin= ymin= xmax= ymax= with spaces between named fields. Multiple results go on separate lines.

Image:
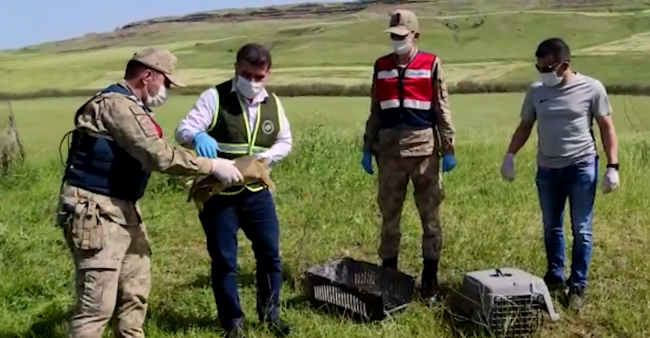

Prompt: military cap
xmin=385 ymin=9 xmax=419 ymax=36
xmin=131 ymin=47 xmax=186 ymax=87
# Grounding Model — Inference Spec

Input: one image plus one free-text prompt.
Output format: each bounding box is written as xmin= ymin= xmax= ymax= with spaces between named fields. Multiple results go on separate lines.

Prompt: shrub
xmin=4 ymin=81 xmax=650 ymax=100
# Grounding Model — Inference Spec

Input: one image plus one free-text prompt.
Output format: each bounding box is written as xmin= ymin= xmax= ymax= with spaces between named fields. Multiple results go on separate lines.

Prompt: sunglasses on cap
xmin=535 ymin=61 xmax=567 ymax=73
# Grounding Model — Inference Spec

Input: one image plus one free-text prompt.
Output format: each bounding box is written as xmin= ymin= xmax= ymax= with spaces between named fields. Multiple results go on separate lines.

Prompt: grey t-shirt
xmin=520 ymin=73 xmax=612 ymax=169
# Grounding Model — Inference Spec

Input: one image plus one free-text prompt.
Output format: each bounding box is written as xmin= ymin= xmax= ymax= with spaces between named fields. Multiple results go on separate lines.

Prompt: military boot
xmin=420 ymin=259 xmax=441 ymax=304
xmin=382 ymin=256 xmax=398 ymax=270
xmin=224 ymin=326 xmax=245 ymax=338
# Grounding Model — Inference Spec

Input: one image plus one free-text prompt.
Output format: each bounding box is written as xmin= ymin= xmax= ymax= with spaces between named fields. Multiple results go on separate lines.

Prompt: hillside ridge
xmin=116 ymin=0 xmax=631 ymax=30
xmin=5 ymin=0 xmax=650 ymax=94
xmin=119 ymin=0 xmax=392 ymax=30
xmin=13 ymin=0 xmax=646 ymax=53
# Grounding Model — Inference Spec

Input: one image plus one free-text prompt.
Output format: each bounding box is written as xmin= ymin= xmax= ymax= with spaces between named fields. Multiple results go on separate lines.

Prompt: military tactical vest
xmin=64 ymin=83 xmax=159 ymax=202
xmin=207 ymin=79 xmax=281 ymax=195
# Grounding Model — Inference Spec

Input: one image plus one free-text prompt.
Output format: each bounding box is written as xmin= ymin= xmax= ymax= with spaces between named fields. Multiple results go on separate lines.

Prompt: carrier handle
xmin=492 ymin=269 xmax=512 ymax=278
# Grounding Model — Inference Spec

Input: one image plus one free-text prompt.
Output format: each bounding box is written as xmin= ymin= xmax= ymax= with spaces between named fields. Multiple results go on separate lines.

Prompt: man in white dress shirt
xmin=175 ymin=43 xmax=292 ymax=338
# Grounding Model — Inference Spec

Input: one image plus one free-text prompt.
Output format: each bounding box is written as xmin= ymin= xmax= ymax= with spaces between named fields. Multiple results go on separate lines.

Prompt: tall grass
xmin=1 ymin=122 xmax=649 ymax=337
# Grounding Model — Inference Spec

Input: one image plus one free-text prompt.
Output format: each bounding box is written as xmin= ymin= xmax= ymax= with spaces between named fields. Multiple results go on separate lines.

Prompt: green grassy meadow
xmin=2 ymin=93 xmax=650 ymax=338
xmin=5 ymin=7 xmax=650 ymax=93
xmin=3 ymin=0 xmax=650 ymax=337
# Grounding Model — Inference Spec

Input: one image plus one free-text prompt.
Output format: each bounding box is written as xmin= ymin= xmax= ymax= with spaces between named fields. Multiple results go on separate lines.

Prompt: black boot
xmin=382 ymin=256 xmax=398 ymax=270
xmin=266 ymin=319 xmax=292 ymax=337
xmin=565 ymin=285 xmax=586 ymax=311
xmin=223 ymin=318 xmax=245 ymax=338
xmin=420 ymin=259 xmax=441 ymax=304
xmin=543 ymin=274 xmax=567 ymax=299
xmin=224 ymin=325 xmax=245 ymax=338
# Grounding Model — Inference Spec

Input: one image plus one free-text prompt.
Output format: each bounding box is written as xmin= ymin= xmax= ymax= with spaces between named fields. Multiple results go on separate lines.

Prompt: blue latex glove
xmin=442 ymin=154 xmax=457 ymax=173
xmin=361 ymin=151 xmax=374 ymax=175
xmin=193 ymin=132 xmax=219 ymax=158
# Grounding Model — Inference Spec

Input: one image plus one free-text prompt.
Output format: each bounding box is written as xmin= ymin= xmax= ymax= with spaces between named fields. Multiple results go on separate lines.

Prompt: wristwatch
xmin=606 ymin=163 xmax=619 ymax=170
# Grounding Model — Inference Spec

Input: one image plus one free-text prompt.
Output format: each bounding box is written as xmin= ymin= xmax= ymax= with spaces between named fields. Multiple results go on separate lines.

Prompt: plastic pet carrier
xmin=304 ymin=257 xmax=415 ymax=321
xmin=456 ymin=268 xmax=560 ymax=338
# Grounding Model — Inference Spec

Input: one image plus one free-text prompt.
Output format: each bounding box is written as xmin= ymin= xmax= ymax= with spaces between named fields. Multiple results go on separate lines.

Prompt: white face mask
xmin=236 ymin=75 xmax=264 ymax=99
xmin=540 ymin=72 xmax=563 ymax=87
xmin=391 ymin=39 xmax=413 ymax=55
xmin=146 ymin=85 xmax=168 ymax=107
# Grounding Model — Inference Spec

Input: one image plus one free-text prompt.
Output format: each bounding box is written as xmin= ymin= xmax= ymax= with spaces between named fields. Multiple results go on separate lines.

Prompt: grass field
xmin=3 ymin=0 xmax=650 ymax=337
xmin=1 ymin=93 xmax=650 ymax=338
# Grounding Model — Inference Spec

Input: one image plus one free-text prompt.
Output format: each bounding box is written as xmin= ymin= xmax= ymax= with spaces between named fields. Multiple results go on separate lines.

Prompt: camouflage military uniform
xmin=362 ymin=10 xmax=456 ymax=300
xmin=57 ymin=49 xmax=215 ymax=338
xmin=364 ymin=55 xmax=455 ymax=262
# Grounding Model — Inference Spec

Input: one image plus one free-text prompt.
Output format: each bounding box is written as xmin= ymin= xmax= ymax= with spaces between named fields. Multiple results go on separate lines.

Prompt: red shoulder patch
xmin=147 ymin=114 xmax=163 ymax=138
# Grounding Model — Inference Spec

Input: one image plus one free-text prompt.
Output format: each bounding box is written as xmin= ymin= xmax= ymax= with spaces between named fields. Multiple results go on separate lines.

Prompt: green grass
xmin=5 ymin=10 xmax=650 ymax=92
xmin=500 ymin=54 xmax=650 ymax=85
xmin=3 ymin=1 xmax=650 ymax=337
xmin=2 ymin=93 xmax=650 ymax=337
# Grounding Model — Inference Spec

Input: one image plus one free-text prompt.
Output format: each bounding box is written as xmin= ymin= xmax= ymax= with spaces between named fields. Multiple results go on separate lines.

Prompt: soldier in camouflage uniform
xmin=361 ymin=10 xmax=457 ymax=303
xmin=56 ymin=47 xmax=244 ymax=338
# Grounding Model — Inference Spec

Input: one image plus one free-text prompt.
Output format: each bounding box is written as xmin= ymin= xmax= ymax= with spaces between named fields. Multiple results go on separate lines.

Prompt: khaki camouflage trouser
xmin=377 ymin=154 xmax=445 ymax=261
xmin=61 ymin=187 xmax=151 ymax=338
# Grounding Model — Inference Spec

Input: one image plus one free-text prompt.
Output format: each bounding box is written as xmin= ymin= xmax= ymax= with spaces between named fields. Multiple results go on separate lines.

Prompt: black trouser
xmin=199 ymin=188 xmax=283 ymax=329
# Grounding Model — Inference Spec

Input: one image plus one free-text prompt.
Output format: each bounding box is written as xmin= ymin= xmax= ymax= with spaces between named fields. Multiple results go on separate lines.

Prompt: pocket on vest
xmin=71 ymin=200 xmax=107 ymax=251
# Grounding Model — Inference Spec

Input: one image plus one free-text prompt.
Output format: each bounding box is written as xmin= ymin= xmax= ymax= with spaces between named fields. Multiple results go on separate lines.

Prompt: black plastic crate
xmin=303 ymin=257 xmax=415 ymax=321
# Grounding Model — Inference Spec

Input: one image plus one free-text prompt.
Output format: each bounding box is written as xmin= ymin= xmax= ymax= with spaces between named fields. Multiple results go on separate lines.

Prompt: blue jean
xmin=535 ymin=157 xmax=598 ymax=288
xmin=199 ymin=188 xmax=283 ymax=329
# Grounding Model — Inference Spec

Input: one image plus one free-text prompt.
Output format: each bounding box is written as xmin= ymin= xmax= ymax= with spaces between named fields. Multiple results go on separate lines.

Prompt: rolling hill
xmin=2 ymin=0 xmax=650 ymax=94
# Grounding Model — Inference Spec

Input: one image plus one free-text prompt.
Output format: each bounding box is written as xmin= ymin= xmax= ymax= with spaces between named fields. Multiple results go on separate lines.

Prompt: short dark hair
xmin=236 ymin=43 xmax=272 ymax=69
xmin=124 ymin=60 xmax=148 ymax=79
xmin=535 ymin=37 xmax=571 ymax=61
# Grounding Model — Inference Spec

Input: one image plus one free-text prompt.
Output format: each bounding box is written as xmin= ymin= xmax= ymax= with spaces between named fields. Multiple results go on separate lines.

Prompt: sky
xmin=0 ymin=0 xmax=346 ymax=51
